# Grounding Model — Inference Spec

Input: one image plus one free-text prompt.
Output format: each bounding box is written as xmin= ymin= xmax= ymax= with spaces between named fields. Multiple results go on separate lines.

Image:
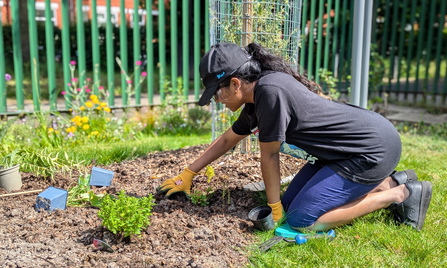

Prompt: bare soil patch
xmin=0 ymin=145 xmax=304 ymax=267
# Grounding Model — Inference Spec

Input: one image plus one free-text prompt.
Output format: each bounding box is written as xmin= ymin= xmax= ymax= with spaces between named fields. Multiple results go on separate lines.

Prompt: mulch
xmin=0 ymin=144 xmax=304 ymax=268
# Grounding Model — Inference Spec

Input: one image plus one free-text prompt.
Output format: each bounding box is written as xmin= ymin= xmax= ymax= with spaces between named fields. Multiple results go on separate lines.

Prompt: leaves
xmin=98 ymin=190 xmax=156 ymax=237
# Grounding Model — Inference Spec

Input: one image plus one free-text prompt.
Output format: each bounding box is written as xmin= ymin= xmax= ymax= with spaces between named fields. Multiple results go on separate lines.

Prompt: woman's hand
xmin=157 ymin=167 xmax=197 ymax=197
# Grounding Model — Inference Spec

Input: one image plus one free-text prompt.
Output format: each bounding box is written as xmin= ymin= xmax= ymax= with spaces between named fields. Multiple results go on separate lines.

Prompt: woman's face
xmin=214 ymin=79 xmax=245 ymax=112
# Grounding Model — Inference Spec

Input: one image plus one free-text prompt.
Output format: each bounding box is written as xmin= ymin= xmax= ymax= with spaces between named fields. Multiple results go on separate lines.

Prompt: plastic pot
xmin=0 ymin=164 xmax=23 ymax=192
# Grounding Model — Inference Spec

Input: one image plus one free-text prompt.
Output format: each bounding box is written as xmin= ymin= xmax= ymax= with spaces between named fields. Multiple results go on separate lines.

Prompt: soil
xmin=0 ymin=145 xmax=305 ymax=268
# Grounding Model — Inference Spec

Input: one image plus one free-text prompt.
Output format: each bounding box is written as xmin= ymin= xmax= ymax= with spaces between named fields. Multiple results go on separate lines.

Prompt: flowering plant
xmin=5 ymin=73 xmax=11 ymax=81
xmin=115 ymin=58 xmax=147 ymax=106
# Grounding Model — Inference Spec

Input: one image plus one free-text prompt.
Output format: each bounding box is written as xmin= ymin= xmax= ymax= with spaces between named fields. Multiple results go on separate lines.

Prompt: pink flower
xmin=99 ymin=86 xmax=104 ymax=90
xmin=127 ymin=80 xmax=132 ymax=84
xmin=5 ymin=73 xmax=11 ymax=81
xmin=141 ymin=72 xmax=147 ymax=77
xmin=136 ymin=60 xmax=142 ymax=66
xmin=86 ymin=89 xmax=91 ymax=93
xmin=72 ymin=78 xmax=77 ymax=82
xmin=121 ymin=71 xmax=125 ymax=74
xmin=70 ymin=61 xmax=76 ymax=65
xmin=61 ymin=91 xmax=66 ymax=95
xmin=77 ymin=88 xmax=81 ymax=92
xmin=86 ymin=78 xmax=91 ymax=81
xmin=84 ymin=85 xmax=88 ymax=88
xmin=67 ymin=83 xmax=71 ymax=86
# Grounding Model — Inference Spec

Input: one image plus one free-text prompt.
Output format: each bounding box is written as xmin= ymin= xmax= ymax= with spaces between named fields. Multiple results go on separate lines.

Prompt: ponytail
xmin=218 ymin=43 xmax=323 ymax=96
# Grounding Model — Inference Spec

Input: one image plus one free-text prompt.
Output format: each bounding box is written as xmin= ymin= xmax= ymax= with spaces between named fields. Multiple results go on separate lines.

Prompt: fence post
xmin=146 ymin=0 xmax=154 ymax=105
xmin=359 ymin=0 xmax=373 ymax=108
xmin=106 ymin=0 xmax=115 ymax=107
xmin=182 ymin=0 xmax=189 ymax=100
xmin=194 ymin=1 xmax=200 ymax=101
xmin=45 ymin=0 xmax=57 ymax=111
xmin=91 ymin=0 xmax=100 ymax=96
xmin=171 ymin=0 xmax=178 ymax=95
xmin=61 ymin=0 xmax=72 ymax=109
xmin=76 ymin=0 xmax=87 ymax=99
xmin=349 ymin=0 xmax=365 ymax=106
xmin=134 ymin=0 xmax=141 ymax=104
xmin=159 ymin=0 xmax=166 ymax=101
xmin=120 ymin=0 xmax=129 ymax=106
xmin=27 ymin=0 xmax=41 ymax=111
xmin=0 ymin=11 xmax=5 ymax=114
xmin=11 ymin=0 xmax=24 ymax=111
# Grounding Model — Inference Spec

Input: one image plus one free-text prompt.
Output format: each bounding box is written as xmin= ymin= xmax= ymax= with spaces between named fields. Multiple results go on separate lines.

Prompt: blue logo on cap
xmin=217 ymin=72 xmax=225 ymax=79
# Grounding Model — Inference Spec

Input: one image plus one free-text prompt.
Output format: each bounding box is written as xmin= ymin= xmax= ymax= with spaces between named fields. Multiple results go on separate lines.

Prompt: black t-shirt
xmin=232 ymin=72 xmax=401 ymax=185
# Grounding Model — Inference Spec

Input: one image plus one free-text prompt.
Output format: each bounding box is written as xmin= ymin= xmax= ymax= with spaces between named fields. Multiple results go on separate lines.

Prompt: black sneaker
xmin=391 ymin=170 xmax=418 ymax=185
xmin=392 ymin=181 xmax=432 ymax=231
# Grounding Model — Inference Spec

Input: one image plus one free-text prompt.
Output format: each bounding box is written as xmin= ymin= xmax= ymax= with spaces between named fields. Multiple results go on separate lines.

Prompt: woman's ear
xmin=230 ymin=77 xmax=241 ymax=92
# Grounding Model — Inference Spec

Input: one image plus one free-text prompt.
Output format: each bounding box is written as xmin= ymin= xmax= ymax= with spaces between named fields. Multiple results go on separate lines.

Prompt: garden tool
xmin=93 ymin=238 xmax=114 ymax=253
xmin=258 ymin=223 xmax=335 ymax=252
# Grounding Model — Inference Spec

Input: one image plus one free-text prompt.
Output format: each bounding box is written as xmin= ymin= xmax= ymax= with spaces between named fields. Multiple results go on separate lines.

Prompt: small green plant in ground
xmin=67 ymin=174 xmax=104 ymax=207
xmin=191 ymin=186 xmax=214 ymax=206
xmin=98 ymin=190 xmax=156 ymax=237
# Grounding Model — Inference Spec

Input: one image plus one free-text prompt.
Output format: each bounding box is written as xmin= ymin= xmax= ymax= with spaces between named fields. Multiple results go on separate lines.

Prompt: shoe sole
xmin=416 ymin=181 xmax=433 ymax=231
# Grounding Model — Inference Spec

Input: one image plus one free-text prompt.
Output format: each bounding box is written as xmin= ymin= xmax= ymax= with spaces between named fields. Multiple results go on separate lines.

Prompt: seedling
xmin=67 ymin=174 xmax=104 ymax=207
xmin=191 ymin=186 xmax=214 ymax=206
xmin=98 ymin=190 xmax=156 ymax=237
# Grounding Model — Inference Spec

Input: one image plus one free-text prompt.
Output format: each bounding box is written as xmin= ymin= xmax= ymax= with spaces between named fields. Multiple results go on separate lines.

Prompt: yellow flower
xmin=83 ymin=124 xmax=90 ymax=130
xmin=55 ymin=130 xmax=59 ymax=134
xmin=100 ymin=102 xmax=107 ymax=107
xmin=81 ymin=116 xmax=89 ymax=123
xmin=69 ymin=108 xmax=72 ymax=112
xmin=104 ymin=107 xmax=111 ymax=113
xmin=89 ymin=94 xmax=97 ymax=100
xmin=80 ymin=106 xmax=85 ymax=111
xmin=76 ymin=121 xmax=82 ymax=127
xmin=97 ymin=106 xmax=101 ymax=110
xmin=48 ymin=128 xmax=54 ymax=133
xmin=106 ymin=118 xmax=111 ymax=122
xmin=66 ymin=127 xmax=72 ymax=133
xmin=92 ymin=98 xmax=100 ymax=104
xmin=85 ymin=101 xmax=93 ymax=108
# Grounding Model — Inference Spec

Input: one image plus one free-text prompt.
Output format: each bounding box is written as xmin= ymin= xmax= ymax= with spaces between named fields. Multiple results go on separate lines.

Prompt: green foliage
xmin=211 ymin=0 xmax=299 ymax=65
xmin=67 ymin=174 xmax=104 ymax=207
xmin=395 ymin=122 xmax=447 ymax=139
xmin=98 ymin=190 xmax=156 ymax=237
xmin=14 ymin=147 xmax=80 ymax=180
xmin=318 ymin=69 xmax=340 ymax=101
xmin=1 ymin=149 xmax=19 ymax=169
xmin=190 ymin=187 xmax=214 ymax=207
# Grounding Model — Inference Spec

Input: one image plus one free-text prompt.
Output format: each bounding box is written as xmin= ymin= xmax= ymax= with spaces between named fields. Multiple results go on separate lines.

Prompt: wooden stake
xmin=0 ymin=189 xmax=43 ymax=197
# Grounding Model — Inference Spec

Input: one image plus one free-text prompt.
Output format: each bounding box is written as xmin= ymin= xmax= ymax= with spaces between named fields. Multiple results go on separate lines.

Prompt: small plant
xmin=1 ymin=149 xmax=19 ymax=169
xmin=67 ymin=174 xmax=104 ymax=207
xmin=190 ymin=186 xmax=214 ymax=206
xmin=98 ymin=190 xmax=156 ymax=237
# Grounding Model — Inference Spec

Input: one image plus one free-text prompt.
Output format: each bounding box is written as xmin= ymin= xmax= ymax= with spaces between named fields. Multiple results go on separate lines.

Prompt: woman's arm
xmin=259 ymin=141 xmax=282 ymax=203
xmin=188 ymin=128 xmax=248 ymax=173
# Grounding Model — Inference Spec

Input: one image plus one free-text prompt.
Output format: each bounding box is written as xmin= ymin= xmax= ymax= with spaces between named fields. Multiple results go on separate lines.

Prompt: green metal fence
xmin=300 ymin=0 xmax=447 ymax=104
xmin=1 ymin=0 xmax=447 ymax=115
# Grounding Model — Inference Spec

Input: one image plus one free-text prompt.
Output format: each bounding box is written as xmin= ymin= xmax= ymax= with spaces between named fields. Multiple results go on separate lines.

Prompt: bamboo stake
xmin=0 ymin=189 xmax=43 ymax=197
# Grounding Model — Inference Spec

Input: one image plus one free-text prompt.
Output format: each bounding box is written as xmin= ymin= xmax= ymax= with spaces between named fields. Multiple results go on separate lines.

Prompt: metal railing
xmin=1 ymin=0 xmax=446 ymax=116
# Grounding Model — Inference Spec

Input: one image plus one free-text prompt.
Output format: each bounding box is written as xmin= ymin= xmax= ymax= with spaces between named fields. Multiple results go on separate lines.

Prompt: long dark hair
xmin=218 ymin=43 xmax=322 ymax=95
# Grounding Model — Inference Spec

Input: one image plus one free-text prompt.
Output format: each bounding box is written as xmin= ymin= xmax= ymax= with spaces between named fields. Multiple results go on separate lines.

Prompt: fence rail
xmin=1 ymin=0 xmax=446 ymax=116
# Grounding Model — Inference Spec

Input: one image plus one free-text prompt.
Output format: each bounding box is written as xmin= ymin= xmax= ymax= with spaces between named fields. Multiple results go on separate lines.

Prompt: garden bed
xmin=0 ymin=145 xmax=304 ymax=267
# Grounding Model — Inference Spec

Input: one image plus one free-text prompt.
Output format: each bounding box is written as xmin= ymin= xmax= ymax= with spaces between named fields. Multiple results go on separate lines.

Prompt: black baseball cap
xmin=198 ymin=43 xmax=251 ymax=106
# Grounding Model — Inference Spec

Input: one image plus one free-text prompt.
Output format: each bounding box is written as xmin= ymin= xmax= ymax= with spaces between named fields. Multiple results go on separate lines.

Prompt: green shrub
xmin=98 ymin=190 xmax=156 ymax=237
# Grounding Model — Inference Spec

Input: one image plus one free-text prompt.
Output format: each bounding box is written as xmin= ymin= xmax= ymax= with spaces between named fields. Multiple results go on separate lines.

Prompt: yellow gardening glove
xmin=156 ymin=167 xmax=197 ymax=197
xmin=268 ymin=201 xmax=284 ymax=222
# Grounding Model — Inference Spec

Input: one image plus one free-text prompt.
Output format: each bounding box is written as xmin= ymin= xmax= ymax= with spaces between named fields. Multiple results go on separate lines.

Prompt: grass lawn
xmin=247 ymin=133 xmax=447 ymax=267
